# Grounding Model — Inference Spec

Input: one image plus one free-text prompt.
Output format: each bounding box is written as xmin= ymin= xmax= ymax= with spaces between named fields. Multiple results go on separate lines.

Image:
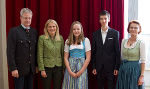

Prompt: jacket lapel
xmin=97 ymin=29 xmax=103 ymax=46
xmin=103 ymin=28 xmax=112 ymax=45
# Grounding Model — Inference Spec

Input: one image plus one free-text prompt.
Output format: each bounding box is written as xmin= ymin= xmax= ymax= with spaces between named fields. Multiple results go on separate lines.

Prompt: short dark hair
xmin=99 ymin=10 xmax=110 ymax=19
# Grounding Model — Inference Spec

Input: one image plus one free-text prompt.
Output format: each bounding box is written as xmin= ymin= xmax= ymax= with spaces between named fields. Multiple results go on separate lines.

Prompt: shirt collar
xmin=21 ymin=24 xmax=30 ymax=29
xmin=101 ymin=28 xmax=108 ymax=33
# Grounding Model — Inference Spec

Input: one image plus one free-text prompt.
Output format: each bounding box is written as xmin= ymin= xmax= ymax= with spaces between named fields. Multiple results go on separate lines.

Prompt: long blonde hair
xmin=44 ymin=19 xmax=61 ymax=41
xmin=67 ymin=21 xmax=84 ymax=45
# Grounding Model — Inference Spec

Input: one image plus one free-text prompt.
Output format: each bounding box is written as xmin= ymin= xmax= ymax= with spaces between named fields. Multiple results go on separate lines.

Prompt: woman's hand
xmin=69 ymin=71 xmax=77 ymax=78
xmin=41 ymin=70 xmax=47 ymax=78
xmin=76 ymin=71 xmax=82 ymax=77
xmin=138 ymin=75 xmax=144 ymax=85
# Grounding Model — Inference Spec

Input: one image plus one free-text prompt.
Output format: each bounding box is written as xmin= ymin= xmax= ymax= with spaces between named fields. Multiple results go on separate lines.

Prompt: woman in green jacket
xmin=37 ymin=19 xmax=64 ymax=89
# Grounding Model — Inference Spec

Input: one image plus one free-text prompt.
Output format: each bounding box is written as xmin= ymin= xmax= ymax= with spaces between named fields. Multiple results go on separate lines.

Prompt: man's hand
xmin=12 ymin=70 xmax=19 ymax=78
xmin=114 ymin=70 xmax=118 ymax=75
xmin=92 ymin=69 xmax=97 ymax=75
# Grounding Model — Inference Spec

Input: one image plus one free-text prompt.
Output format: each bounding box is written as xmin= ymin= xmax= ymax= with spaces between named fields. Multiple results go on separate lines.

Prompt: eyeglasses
xmin=21 ymin=16 xmax=32 ymax=20
xmin=129 ymin=27 xmax=139 ymax=30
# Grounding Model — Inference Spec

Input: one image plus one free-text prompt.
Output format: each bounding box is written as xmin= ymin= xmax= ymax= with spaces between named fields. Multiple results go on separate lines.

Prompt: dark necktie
xmin=26 ymin=29 xmax=30 ymax=40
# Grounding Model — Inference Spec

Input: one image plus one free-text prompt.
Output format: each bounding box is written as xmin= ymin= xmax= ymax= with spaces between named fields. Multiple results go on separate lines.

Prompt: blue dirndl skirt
xmin=116 ymin=60 xmax=145 ymax=89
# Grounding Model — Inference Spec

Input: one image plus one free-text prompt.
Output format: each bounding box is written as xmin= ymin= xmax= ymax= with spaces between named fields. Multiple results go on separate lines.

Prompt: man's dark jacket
xmin=92 ymin=28 xmax=121 ymax=74
xmin=7 ymin=25 xmax=38 ymax=76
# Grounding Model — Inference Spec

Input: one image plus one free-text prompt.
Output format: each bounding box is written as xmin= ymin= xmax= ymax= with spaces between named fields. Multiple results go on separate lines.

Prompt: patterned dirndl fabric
xmin=62 ymin=40 xmax=88 ymax=89
xmin=116 ymin=60 xmax=145 ymax=89
xmin=62 ymin=57 xmax=88 ymax=89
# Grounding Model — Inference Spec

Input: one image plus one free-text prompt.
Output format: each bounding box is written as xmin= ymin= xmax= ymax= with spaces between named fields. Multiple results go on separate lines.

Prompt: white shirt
xmin=101 ymin=29 xmax=108 ymax=44
xmin=64 ymin=38 xmax=91 ymax=52
xmin=21 ymin=24 xmax=30 ymax=29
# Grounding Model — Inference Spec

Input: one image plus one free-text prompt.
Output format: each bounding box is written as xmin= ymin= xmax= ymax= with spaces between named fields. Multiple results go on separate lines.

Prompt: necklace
xmin=128 ymin=38 xmax=136 ymax=46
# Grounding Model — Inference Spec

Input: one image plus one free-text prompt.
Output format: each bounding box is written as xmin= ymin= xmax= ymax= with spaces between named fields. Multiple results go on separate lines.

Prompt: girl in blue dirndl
xmin=62 ymin=21 xmax=91 ymax=89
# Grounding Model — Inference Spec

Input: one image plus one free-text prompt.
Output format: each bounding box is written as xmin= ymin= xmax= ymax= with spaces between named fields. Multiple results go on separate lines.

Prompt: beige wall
xmin=0 ymin=0 xmax=9 ymax=89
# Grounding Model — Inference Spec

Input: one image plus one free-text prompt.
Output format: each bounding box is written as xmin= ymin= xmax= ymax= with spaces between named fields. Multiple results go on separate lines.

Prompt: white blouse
xmin=64 ymin=38 xmax=91 ymax=52
xmin=121 ymin=38 xmax=146 ymax=63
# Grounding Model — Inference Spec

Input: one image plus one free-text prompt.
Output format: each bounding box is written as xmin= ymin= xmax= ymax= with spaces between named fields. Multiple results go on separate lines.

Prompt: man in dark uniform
xmin=7 ymin=8 xmax=38 ymax=89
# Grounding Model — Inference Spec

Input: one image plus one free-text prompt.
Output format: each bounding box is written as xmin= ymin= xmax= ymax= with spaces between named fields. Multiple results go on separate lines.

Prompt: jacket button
xmin=30 ymin=54 xmax=32 ymax=57
xmin=29 ymin=61 xmax=31 ymax=63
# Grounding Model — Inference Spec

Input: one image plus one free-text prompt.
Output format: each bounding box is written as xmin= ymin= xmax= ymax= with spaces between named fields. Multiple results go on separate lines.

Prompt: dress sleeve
xmin=140 ymin=40 xmax=146 ymax=63
xmin=121 ymin=39 xmax=125 ymax=60
xmin=64 ymin=39 xmax=69 ymax=52
xmin=37 ymin=35 xmax=45 ymax=71
xmin=85 ymin=38 xmax=91 ymax=52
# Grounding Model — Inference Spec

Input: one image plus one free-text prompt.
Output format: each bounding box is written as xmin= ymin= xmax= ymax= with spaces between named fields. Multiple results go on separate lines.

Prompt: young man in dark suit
xmin=92 ymin=10 xmax=120 ymax=89
xmin=7 ymin=8 xmax=38 ymax=89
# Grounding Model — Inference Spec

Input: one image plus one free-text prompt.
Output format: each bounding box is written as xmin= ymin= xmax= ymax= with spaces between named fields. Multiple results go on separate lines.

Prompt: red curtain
xmin=6 ymin=0 xmax=124 ymax=89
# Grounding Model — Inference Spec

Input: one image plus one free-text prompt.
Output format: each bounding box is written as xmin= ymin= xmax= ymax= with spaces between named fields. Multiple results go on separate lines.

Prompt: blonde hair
xmin=44 ymin=19 xmax=61 ymax=41
xmin=67 ymin=21 xmax=84 ymax=45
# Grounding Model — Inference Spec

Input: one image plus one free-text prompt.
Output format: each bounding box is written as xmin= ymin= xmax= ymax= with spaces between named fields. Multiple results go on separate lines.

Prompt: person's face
xmin=72 ymin=24 xmax=82 ymax=38
xmin=99 ymin=15 xmax=110 ymax=27
xmin=47 ymin=22 xmax=57 ymax=37
xmin=20 ymin=12 xmax=32 ymax=27
xmin=129 ymin=23 xmax=140 ymax=36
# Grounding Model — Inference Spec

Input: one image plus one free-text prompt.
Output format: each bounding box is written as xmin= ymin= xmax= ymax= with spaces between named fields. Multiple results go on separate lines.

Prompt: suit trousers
xmin=97 ymin=72 xmax=115 ymax=89
xmin=41 ymin=66 xmax=63 ymax=89
xmin=14 ymin=73 xmax=33 ymax=89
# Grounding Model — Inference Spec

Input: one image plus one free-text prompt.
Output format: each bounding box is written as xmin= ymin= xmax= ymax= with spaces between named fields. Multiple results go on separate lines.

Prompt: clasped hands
xmin=69 ymin=71 xmax=82 ymax=78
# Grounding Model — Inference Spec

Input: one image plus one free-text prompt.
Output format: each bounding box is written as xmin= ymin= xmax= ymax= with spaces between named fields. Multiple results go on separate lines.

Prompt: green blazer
xmin=37 ymin=35 xmax=64 ymax=71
